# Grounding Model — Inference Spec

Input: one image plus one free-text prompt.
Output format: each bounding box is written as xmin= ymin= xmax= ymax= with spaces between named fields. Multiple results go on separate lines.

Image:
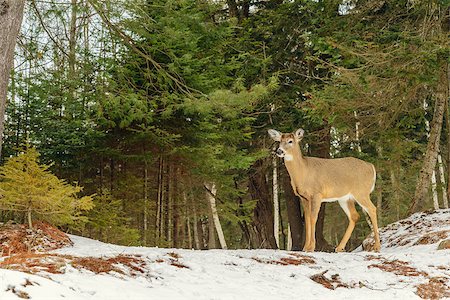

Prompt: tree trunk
xmin=68 ymin=0 xmax=78 ymax=103
xmin=27 ymin=207 xmax=32 ymax=230
xmin=192 ymin=208 xmax=201 ymax=249
xmin=272 ymin=154 xmax=280 ymax=248
xmin=309 ymin=124 xmax=333 ymax=252
xmin=249 ymin=159 xmax=278 ymax=249
xmin=437 ymin=154 xmax=447 ymax=208
xmin=431 ymin=169 xmax=439 ymax=210
xmin=205 ymin=183 xmax=227 ymax=250
xmin=410 ymin=56 xmax=448 ymax=214
xmin=282 ymin=170 xmax=304 ymax=250
xmin=226 ymin=0 xmax=238 ymax=18
xmin=155 ymin=156 xmax=163 ymax=243
xmin=0 ymin=0 xmax=25 ymax=157
xmin=143 ymin=157 xmax=148 ymax=245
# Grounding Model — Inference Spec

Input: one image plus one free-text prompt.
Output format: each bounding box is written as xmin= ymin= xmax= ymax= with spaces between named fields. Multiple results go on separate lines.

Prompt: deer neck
xmin=283 ymin=144 xmax=306 ymax=179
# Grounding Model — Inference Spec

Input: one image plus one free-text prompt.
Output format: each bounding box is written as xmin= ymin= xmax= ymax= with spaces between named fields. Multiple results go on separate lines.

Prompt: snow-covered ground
xmin=1 ymin=210 xmax=449 ymax=300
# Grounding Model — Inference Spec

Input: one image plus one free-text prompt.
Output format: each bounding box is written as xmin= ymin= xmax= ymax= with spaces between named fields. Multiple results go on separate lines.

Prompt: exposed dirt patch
xmin=0 ymin=221 xmax=72 ymax=256
xmin=310 ymin=270 xmax=349 ymax=290
xmin=367 ymin=257 xmax=428 ymax=277
xmin=416 ymin=277 xmax=450 ymax=299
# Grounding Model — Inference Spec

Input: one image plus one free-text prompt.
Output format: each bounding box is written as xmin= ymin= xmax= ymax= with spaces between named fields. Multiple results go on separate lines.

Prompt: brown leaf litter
xmin=0 ymin=221 xmax=73 ymax=256
xmin=366 ymin=256 xmax=428 ymax=277
xmin=0 ymin=252 xmax=149 ymax=277
xmin=416 ymin=277 xmax=450 ymax=300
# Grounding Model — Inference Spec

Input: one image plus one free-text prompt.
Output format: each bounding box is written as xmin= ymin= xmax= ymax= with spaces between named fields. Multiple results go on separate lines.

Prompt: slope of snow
xmin=1 ymin=210 xmax=449 ymax=300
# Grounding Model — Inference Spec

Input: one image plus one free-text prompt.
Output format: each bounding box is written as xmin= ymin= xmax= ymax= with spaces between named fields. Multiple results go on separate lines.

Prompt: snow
xmin=1 ymin=210 xmax=449 ymax=300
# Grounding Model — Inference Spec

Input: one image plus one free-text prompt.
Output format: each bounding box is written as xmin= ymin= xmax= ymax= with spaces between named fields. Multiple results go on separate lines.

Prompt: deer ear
xmin=295 ymin=128 xmax=304 ymax=140
xmin=268 ymin=129 xmax=282 ymax=142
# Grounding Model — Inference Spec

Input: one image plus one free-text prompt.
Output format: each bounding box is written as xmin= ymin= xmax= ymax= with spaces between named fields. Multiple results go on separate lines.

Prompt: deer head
xmin=268 ymin=128 xmax=304 ymax=160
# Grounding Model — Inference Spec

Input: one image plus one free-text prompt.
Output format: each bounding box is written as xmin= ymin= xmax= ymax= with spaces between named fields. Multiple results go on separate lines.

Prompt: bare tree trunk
xmin=167 ymin=163 xmax=173 ymax=246
xmin=249 ymin=160 xmax=278 ymax=249
xmin=0 ymin=0 xmax=25 ymax=157
xmin=205 ymin=183 xmax=227 ymax=249
xmin=155 ymin=156 xmax=163 ymax=242
xmin=437 ymin=154 xmax=447 ymax=208
xmin=390 ymin=169 xmax=400 ymax=221
xmin=431 ymin=169 xmax=440 ymax=210
xmin=286 ymin=224 xmax=292 ymax=251
xmin=309 ymin=124 xmax=333 ymax=252
xmin=282 ymin=170 xmax=304 ymax=250
xmin=410 ymin=56 xmax=448 ymax=214
xmin=226 ymin=0 xmax=238 ymax=18
xmin=192 ymin=207 xmax=201 ymax=249
xmin=376 ymin=170 xmax=383 ymax=227
xmin=143 ymin=157 xmax=148 ymax=244
xmin=68 ymin=0 xmax=78 ymax=103
xmin=446 ymin=92 xmax=450 ymax=208
xmin=272 ymin=154 xmax=280 ymax=248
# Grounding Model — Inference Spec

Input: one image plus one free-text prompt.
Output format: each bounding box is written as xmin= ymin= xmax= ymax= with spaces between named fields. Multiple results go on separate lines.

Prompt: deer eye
xmin=288 ymin=140 xmax=293 ymax=144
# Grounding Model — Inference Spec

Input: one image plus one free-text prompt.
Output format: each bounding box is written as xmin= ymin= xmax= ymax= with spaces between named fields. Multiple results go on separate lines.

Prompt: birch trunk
xmin=205 ymin=183 xmax=227 ymax=250
xmin=437 ymin=154 xmax=447 ymax=207
xmin=272 ymin=155 xmax=280 ymax=248
xmin=286 ymin=224 xmax=292 ymax=251
xmin=431 ymin=169 xmax=439 ymax=210
xmin=0 ymin=0 xmax=25 ymax=157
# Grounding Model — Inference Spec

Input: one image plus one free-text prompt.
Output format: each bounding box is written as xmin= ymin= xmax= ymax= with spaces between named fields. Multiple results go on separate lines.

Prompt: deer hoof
xmin=303 ymin=246 xmax=315 ymax=252
xmin=335 ymin=246 xmax=345 ymax=253
xmin=373 ymin=244 xmax=381 ymax=252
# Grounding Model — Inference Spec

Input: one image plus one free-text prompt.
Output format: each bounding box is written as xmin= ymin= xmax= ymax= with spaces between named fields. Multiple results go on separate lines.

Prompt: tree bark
xmin=272 ymin=154 xmax=280 ymax=248
xmin=410 ymin=56 xmax=448 ymax=214
xmin=437 ymin=154 xmax=447 ymax=208
xmin=205 ymin=183 xmax=227 ymax=249
xmin=282 ymin=170 xmax=304 ymax=250
xmin=309 ymin=124 xmax=333 ymax=252
xmin=249 ymin=159 xmax=278 ymax=249
xmin=0 ymin=0 xmax=25 ymax=158
xmin=226 ymin=0 xmax=238 ymax=18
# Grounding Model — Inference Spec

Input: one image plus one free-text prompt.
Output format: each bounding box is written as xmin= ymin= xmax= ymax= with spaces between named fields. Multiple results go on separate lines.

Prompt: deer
xmin=268 ymin=128 xmax=381 ymax=253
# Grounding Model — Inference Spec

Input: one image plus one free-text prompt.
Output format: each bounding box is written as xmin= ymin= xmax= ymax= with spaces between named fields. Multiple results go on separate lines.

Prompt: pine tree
xmin=0 ymin=147 xmax=94 ymax=229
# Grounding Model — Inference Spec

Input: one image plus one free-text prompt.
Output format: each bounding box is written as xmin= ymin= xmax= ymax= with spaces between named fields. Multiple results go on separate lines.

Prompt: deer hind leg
xmin=304 ymin=194 xmax=322 ymax=252
xmin=335 ymin=199 xmax=359 ymax=252
xmin=356 ymin=196 xmax=381 ymax=252
xmin=301 ymin=198 xmax=312 ymax=252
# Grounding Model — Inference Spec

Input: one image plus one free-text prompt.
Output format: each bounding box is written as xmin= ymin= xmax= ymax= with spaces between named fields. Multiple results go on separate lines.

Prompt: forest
xmin=0 ymin=0 xmax=449 ymax=252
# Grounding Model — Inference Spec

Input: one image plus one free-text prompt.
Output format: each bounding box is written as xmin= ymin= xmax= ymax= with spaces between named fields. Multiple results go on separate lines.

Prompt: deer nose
xmin=276 ymin=148 xmax=285 ymax=156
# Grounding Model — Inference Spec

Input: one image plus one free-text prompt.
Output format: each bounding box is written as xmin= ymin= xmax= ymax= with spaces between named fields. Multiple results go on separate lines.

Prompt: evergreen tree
xmin=0 ymin=147 xmax=94 ymax=229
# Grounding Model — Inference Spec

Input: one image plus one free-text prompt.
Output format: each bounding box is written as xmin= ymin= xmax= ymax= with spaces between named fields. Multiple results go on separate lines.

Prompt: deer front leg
xmin=300 ymin=197 xmax=312 ymax=252
xmin=304 ymin=193 xmax=322 ymax=252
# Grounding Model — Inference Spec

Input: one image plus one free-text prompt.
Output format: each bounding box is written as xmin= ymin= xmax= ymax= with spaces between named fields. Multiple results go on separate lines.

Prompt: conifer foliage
xmin=0 ymin=147 xmax=94 ymax=229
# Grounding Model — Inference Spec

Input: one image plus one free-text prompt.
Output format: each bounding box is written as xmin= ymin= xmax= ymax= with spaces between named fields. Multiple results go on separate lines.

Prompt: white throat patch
xmin=284 ymin=154 xmax=293 ymax=161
